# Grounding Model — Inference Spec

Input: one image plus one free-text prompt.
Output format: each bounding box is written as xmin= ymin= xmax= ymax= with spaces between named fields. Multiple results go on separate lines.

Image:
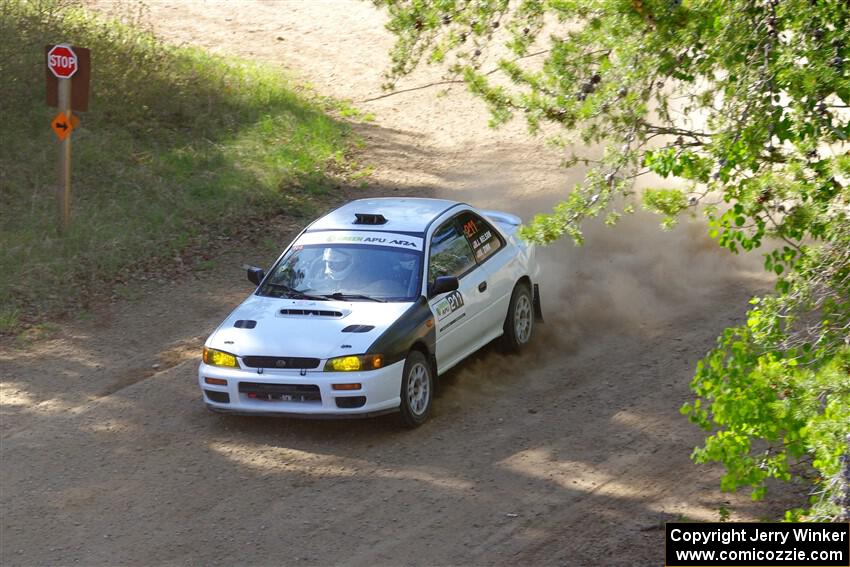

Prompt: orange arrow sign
xmin=51 ymin=111 xmax=79 ymax=140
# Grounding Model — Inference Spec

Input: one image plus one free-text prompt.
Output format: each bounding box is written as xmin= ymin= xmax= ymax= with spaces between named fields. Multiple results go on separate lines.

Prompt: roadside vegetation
xmin=375 ymin=0 xmax=849 ymax=520
xmin=0 ymin=0 xmax=354 ymax=330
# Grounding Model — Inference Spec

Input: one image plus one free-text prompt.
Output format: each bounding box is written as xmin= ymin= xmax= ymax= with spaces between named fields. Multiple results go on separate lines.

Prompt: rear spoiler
xmin=481 ymin=210 xmax=522 ymax=227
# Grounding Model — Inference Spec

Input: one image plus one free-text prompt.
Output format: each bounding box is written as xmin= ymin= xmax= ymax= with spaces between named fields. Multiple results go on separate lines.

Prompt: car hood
xmin=206 ymin=295 xmax=415 ymax=360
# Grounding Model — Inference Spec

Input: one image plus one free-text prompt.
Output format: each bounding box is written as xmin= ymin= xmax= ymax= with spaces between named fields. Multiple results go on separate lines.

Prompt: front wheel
xmin=398 ymin=350 xmax=433 ymax=428
xmin=500 ymin=283 xmax=534 ymax=353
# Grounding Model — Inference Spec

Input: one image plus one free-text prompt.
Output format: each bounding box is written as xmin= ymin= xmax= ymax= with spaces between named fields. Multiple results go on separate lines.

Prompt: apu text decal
xmin=326 ymin=235 xmax=417 ymax=247
xmin=296 ymin=231 xmax=424 ymax=251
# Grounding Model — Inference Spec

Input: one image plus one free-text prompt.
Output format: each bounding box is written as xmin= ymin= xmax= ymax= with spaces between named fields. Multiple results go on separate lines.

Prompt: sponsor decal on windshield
xmin=297 ymin=231 xmax=424 ymax=251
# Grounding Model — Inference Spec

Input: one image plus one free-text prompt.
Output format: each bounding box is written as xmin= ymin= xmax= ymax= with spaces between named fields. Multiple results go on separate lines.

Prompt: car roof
xmin=305 ymin=198 xmax=464 ymax=234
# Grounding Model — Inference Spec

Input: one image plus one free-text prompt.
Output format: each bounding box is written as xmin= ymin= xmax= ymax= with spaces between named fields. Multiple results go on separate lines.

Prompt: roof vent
xmin=354 ymin=213 xmax=387 ymax=225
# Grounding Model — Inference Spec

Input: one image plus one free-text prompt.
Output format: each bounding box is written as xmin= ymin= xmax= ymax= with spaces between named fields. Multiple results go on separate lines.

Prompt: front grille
xmin=279 ymin=308 xmax=343 ymax=318
xmin=204 ymin=390 xmax=230 ymax=404
xmin=238 ymin=382 xmax=321 ymax=402
xmin=242 ymin=356 xmax=320 ymax=369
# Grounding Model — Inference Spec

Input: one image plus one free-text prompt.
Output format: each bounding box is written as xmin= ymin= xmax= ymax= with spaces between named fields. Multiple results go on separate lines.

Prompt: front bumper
xmin=197 ymin=360 xmax=404 ymax=417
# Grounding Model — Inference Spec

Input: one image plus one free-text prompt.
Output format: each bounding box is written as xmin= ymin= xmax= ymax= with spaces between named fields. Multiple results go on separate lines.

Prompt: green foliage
xmin=0 ymin=0 xmax=351 ymax=319
xmin=0 ymin=307 xmax=20 ymax=333
xmin=376 ymin=0 xmax=850 ymax=519
xmin=641 ymin=188 xmax=688 ymax=229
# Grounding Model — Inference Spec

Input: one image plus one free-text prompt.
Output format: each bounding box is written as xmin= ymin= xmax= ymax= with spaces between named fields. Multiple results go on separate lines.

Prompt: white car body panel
xmin=200 ymin=359 xmax=404 ymax=416
xmin=198 ymin=197 xmax=541 ymax=419
xmin=208 ymin=296 xmax=413 ymax=361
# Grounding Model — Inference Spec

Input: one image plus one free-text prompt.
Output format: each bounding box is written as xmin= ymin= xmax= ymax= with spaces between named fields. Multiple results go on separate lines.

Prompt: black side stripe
xmin=439 ymin=312 xmax=466 ymax=333
xmin=366 ymin=297 xmax=435 ymax=365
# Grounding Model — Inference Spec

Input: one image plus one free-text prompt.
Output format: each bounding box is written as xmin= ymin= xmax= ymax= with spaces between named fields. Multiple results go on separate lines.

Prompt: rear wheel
xmin=399 ymin=350 xmax=433 ymax=428
xmin=500 ymin=283 xmax=533 ymax=353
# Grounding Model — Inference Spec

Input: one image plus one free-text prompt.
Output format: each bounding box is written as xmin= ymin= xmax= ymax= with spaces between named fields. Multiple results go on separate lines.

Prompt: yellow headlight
xmin=203 ymin=347 xmax=238 ymax=368
xmin=324 ymin=354 xmax=384 ymax=372
xmin=327 ymin=355 xmax=362 ymax=372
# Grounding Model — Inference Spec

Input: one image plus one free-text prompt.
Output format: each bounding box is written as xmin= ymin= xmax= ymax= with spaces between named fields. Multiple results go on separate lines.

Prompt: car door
xmin=427 ymin=215 xmax=492 ymax=372
xmin=455 ymin=210 xmax=514 ymax=337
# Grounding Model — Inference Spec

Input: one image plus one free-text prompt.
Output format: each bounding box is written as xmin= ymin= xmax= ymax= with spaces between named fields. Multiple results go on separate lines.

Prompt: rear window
xmin=457 ymin=211 xmax=503 ymax=263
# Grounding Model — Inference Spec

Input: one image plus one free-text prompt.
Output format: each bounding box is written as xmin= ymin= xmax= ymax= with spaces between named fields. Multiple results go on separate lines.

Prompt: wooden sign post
xmin=46 ymin=44 xmax=84 ymax=234
xmin=58 ymin=76 xmax=72 ymax=233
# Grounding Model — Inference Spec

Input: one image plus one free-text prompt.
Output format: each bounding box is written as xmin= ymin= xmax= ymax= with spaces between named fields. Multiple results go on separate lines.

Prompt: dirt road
xmin=1 ymin=2 xmax=799 ymax=565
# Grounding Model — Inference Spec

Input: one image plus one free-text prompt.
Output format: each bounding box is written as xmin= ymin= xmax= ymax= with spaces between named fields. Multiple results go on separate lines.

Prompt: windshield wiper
xmin=264 ymin=283 xmax=328 ymax=301
xmin=320 ymin=292 xmax=386 ymax=303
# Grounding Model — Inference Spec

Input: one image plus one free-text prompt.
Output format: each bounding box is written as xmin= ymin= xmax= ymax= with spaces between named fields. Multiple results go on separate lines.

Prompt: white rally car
xmin=199 ymin=198 xmax=542 ymax=427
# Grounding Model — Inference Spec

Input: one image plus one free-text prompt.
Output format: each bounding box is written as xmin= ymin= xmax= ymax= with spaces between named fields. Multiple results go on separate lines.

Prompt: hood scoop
xmin=278 ymin=308 xmax=344 ymax=318
xmin=341 ymin=324 xmax=375 ymax=333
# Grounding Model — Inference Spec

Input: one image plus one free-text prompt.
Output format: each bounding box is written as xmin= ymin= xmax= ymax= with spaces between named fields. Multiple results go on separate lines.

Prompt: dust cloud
xmin=531 ymin=209 xmax=766 ymax=346
xmin=437 ymin=149 xmax=772 ymax=385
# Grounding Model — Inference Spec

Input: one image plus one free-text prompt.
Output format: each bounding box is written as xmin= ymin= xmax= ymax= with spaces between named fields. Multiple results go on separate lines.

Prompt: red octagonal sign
xmin=47 ymin=44 xmax=78 ymax=79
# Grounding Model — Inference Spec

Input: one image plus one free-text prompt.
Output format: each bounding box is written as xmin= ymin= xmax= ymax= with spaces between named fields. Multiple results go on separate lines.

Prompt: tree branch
xmin=360 ymin=49 xmax=551 ymax=103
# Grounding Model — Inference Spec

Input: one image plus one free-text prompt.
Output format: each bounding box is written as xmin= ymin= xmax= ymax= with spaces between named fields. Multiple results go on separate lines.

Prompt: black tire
xmin=398 ymin=350 xmax=433 ymax=428
xmin=500 ymin=283 xmax=534 ymax=353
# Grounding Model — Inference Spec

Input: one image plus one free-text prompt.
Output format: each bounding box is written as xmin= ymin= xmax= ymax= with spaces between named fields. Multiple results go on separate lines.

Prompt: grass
xmin=0 ymin=308 xmax=20 ymax=334
xmin=0 ymin=0 xmax=354 ymax=323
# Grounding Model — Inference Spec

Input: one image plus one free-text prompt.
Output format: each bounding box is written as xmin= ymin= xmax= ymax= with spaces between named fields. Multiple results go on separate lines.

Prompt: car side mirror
xmin=429 ymin=275 xmax=459 ymax=297
xmin=247 ymin=266 xmax=265 ymax=286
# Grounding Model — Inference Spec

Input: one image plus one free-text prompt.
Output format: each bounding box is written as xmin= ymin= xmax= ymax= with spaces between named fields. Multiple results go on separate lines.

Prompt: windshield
xmin=258 ymin=244 xmax=423 ymax=302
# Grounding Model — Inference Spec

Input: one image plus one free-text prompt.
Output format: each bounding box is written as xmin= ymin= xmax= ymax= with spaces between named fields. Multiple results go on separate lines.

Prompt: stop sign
xmin=47 ymin=44 xmax=78 ymax=79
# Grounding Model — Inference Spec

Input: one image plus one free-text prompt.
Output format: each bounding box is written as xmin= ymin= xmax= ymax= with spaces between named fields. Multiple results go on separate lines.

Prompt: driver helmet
xmin=398 ymin=256 xmax=416 ymax=272
xmin=322 ymin=248 xmax=354 ymax=281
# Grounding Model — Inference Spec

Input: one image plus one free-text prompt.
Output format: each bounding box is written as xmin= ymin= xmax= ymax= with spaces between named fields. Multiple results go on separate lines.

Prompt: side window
xmin=457 ymin=211 xmax=503 ymax=263
xmin=428 ymin=220 xmax=477 ymax=282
